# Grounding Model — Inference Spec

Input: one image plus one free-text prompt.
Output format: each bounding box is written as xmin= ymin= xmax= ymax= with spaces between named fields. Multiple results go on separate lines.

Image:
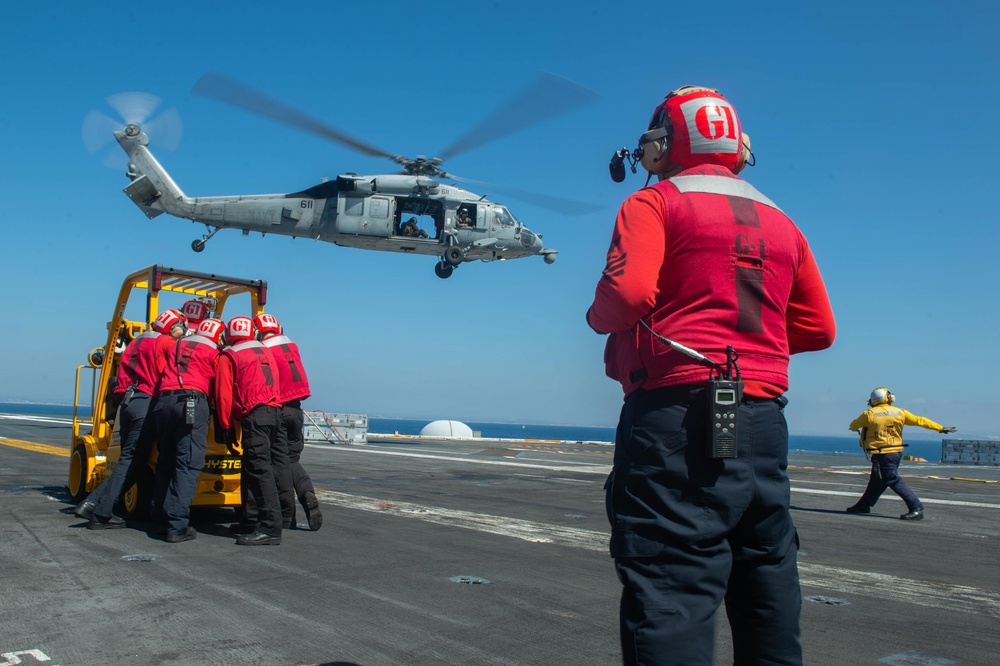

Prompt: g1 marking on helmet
xmin=253 ymin=313 xmax=281 ymax=336
xmin=196 ymin=318 xmax=226 ymax=345
xmin=227 ymin=316 xmax=255 ymax=341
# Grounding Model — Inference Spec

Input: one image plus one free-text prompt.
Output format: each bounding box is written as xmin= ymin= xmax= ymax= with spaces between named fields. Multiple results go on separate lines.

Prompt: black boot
xmin=165 ymin=526 xmax=197 ymax=543
xmin=236 ymin=531 xmax=281 ymax=546
xmin=301 ymin=491 xmax=323 ymax=531
xmin=88 ymin=514 xmax=126 ymax=530
xmin=75 ymin=499 xmax=96 ymax=519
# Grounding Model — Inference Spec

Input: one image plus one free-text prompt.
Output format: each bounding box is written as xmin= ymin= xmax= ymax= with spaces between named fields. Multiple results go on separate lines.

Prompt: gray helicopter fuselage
xmin=114 ymin=126 xmax=550 ymax=266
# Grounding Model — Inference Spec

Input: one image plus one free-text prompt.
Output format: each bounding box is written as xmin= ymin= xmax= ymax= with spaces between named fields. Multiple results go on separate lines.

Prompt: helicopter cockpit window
xmin=493 ymin=206 xmax=516 ymax=227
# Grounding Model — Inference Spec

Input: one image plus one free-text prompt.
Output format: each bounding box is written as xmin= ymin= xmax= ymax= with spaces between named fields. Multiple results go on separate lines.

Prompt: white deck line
xmin=314 ymin=489 xmax=1000 ymax=619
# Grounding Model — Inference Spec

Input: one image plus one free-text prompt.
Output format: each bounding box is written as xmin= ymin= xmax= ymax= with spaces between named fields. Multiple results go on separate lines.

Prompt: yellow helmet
xmin=869 ymin=387 xmax=895 ymax=407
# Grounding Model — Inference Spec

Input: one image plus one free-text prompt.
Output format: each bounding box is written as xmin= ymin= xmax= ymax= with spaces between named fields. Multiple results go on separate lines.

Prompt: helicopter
xmin=111 ymin=72 xmax=597 ymax=279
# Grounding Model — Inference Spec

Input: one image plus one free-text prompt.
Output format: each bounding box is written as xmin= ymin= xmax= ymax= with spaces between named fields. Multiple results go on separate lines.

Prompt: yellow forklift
xmin=68 ymin=264 xmax=267 ymax=517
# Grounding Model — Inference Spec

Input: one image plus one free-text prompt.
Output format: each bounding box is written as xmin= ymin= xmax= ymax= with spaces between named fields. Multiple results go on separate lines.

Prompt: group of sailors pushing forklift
xmin=75 ymin=300 xmax=322 ymax=545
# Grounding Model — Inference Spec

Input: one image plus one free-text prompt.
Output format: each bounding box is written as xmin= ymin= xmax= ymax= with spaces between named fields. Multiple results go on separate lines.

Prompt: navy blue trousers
xmin=90 ymin=392 xmax=153 ymax=518
xmin=240 ymin=405 xmax=284 ymax=535
xmin=153 ymin=393 xmax=210 ymax=536
xmin=606 ymin=386 xmax=802 ymax=666
xmin=858 ymin=452 xmax=923 ymax=512
xmin=277 ymin=404 xmax=315 ymax=501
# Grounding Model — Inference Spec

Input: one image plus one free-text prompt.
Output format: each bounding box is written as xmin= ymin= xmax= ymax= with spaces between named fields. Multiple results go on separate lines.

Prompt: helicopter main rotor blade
xmin=437 ymin=72 xmax=598 ymax=162
xmin=449 ymin=174 xmax=604 ymax=216
xmin=192 ymin=72 xmax=396 ymax=160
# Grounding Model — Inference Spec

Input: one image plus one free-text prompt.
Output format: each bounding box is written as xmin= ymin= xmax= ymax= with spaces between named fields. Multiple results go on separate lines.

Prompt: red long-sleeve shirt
xmin=214 ymin=341 xmax=282 ymax=429
xmin=588 ymin=166 xmax=836 ymax=398
xmin=113 ymin=331 xmax=176 ymax=396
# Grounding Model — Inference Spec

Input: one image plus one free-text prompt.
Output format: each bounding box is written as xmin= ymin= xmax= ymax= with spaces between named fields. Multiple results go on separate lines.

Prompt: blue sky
xmin=1 ymin=2 xmax=997 ymax=438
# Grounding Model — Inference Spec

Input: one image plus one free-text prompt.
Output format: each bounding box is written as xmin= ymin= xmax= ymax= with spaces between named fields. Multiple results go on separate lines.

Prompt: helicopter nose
xmin=520 ymin=227 xmax=543 ymax=251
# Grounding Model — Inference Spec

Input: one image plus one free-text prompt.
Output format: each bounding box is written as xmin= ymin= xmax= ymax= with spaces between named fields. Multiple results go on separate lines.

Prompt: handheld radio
xmin=638 ymin=320 xmax=743 ymax=459
xmin=705 ymin=347 xmax=742 ymax=458
xmin=184 ymin=396 xmax=197 ymax=425
xmin=175 ymin=338 xmax=197 ymax=425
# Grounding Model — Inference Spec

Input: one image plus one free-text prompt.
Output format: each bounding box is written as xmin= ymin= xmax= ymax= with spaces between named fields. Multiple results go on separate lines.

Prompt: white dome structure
xmin=420 ymin=420 xmax=474 ymax=438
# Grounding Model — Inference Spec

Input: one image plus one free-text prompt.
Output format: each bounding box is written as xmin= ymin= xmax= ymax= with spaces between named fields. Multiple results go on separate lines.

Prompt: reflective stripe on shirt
xmin=669 ymin=175 xmax=782 ymax=212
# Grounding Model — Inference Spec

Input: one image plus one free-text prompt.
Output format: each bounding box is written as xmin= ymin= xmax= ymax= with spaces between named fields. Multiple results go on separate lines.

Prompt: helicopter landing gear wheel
xmin=192 ymin=226 xmax=221 ymax=252
xmin=434 ymin=262 xmax=454 ymax=279
xmin=443 ymin=246 xmax=464 ymax=266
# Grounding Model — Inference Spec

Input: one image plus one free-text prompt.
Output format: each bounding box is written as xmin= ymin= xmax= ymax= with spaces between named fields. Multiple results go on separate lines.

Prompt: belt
xmin=638 ymin=383 xmax=781 ymax=405
xmin=160 ymin=389 xmax=206 ymax=398
xmin=640 ymin=383 xmax=707 ymax=405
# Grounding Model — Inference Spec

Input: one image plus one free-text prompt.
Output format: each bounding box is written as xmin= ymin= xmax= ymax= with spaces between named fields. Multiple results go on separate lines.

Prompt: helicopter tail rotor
xmin=82 ymin=92 xmax=183 ymax=168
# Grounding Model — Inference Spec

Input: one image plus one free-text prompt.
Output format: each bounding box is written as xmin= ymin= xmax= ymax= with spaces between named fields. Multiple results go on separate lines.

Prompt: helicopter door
xmin=335 ymin=195 xmax=394 ymax=236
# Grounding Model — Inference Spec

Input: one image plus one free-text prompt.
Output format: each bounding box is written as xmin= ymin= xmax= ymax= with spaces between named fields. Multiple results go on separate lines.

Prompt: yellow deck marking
xmin=0 ymin=437 xmax=69 ymax=457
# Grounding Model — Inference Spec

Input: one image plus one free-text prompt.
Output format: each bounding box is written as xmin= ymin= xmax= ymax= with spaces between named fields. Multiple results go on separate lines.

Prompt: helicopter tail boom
xmin=115 ymin=125 xmax=190 ymax=220
xmin=113 ymin=125 xmax=317 ymax=238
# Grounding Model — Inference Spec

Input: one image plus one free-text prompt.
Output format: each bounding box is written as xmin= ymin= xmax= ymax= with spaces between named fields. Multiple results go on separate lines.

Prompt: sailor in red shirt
xmin=590 ymin=87 xmax=836 ymax=666
xmin=150 ymin=317 xmax=224 ymax=543
xmin=76 ymin=308 xmax=187 ymax=529
xmin=254 ymin=313 xmax=322 ymax=531
xmin=215 ymin=315 xmax=285 ymax=546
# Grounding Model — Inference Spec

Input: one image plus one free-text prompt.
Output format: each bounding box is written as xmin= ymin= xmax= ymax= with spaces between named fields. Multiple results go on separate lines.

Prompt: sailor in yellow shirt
xmin=846 ymin=387 xmax=956 ymax=520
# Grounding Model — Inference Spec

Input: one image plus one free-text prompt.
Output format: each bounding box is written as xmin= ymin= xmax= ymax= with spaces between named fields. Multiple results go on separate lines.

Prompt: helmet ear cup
xmin=733 ymin=132 xmax=752 ymax=175
xmin=640 ymin=138 xmax=668 ymax=173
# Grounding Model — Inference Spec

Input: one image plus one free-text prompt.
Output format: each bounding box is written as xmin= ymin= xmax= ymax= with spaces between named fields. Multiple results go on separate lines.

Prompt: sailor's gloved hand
xmin=223 ymin=428 xmax=238 ymax=455
xmin=940 ymin=426 xmax=957 ymax=434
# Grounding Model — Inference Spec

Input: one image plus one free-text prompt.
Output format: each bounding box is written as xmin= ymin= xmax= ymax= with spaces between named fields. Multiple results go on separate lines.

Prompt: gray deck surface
xmin=1 ymin=412 xmax=997 ymax=665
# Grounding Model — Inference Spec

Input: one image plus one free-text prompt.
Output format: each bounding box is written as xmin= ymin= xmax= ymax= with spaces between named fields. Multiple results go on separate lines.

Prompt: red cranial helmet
xmin=153 ymin=309 xmax=186 ymax=334
xmin=196 ymin=318 xmax=226 ymax=345
xmin=226 ymin=316 xmax=255 ymax=343
xmin=253 ymin=313 xmax=281 ymax=336
xmin=639 ymin=86 xmax=752 ymax=177
xmin=181 ymin=299 xmax=210 ymax=327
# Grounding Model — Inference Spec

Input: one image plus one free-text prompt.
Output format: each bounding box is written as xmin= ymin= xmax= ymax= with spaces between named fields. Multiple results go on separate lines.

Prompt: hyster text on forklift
xmin=69 ymin=264 xmax=267 ymax=517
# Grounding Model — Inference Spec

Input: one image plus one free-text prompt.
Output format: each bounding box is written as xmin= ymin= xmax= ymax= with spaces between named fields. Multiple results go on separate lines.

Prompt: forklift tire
xmin=68 ymin=443 xmax=90 ymax=503
xmin=122 ymin=465 xmax=155 ymax=519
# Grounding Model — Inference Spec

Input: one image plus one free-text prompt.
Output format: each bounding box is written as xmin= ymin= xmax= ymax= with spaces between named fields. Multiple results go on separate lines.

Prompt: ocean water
xmin=0 ymin=403 xmax=946 ymax=461
xmin=367 ymin=417 xmax=946 ymax=461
